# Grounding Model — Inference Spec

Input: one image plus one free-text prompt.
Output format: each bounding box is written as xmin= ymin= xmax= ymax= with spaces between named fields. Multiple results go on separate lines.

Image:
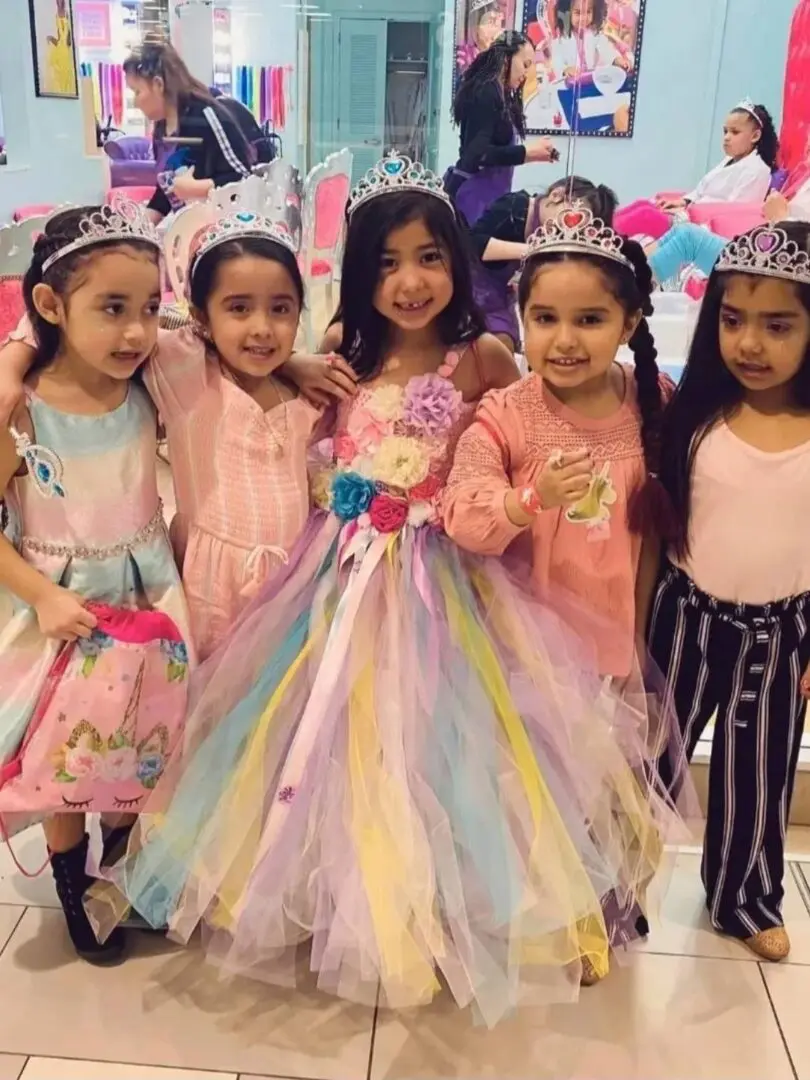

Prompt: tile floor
xmin=2 ymin=831 xmax=810 ymax=1079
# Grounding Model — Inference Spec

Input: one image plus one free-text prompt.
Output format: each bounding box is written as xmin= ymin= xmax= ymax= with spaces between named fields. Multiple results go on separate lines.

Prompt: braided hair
xmin=517 ymin=236 xmax=677 ymax=541
xmin=452 ymin=31 xmax=530 ymax=139
xmin=22 ymin=206 xmax=160 ymax=374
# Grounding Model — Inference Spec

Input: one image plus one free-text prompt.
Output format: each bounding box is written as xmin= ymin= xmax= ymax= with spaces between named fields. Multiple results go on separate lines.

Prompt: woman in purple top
xmin=447 ymin=31 xmax=556 ymax=227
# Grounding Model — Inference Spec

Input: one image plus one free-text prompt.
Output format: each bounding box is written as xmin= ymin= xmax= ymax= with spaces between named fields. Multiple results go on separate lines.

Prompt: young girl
xmin=94 ymin=154 xmax=683 ymax=1024
xmin=1 ymin=197 xmax=356 ymax=662
xmin=650 ymin=221 xmax=810 ymax=963
xmin=0 ymin=202 xmax=192 ymax=965
xmin=444 ymin=206 xmax=695 ymax=979
xmin=617 ymin=101 xmax=779 ymax=242
xmin=550 ymin=0 xmax=630 ymax=80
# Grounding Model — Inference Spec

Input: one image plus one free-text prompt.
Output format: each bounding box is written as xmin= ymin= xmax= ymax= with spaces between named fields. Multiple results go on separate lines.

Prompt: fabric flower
xmin=369 ymin=493 xmax=409 ymax=533
xmin=334 ymin=433 xmax=358 ymax=463
xmin=331 ymin=471 xmax=377 ymax=521
xmin=409 ymin=474 xmax=442 ymax=503
xmin=365 ymin=384 xmax=405 ymax=422
xmin=403 ymin=374 xmax=462 ymax=436
xmin=310 ymin=437 xmax=335 ymax=468
xmin=102 ymin=746 xmax=138 ymax=783
xmin=407 ymin=502 xmax=436 ymax=528
xmin=346 ymin=404 xmax=388 ymax=454
xmin=311 ymin=468 xmax=335 ymax=510
xmin=371 ymin=437 xmax=430 ymax=491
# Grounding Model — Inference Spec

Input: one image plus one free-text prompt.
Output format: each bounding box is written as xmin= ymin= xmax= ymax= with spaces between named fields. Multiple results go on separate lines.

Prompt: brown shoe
xmin=743 ymin=927 xmax=791 ymax=962
xmin=580 ymin=954 xmax=608 ymax=986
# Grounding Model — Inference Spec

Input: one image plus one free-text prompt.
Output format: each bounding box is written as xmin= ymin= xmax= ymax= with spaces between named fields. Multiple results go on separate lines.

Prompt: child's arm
xmin=0 ymin=427 xmax=96 ymax=639
xmin=280 ymin=322 xmax=358 ymax=408
xmin=475 ymin=334 xmax=521 ymax=392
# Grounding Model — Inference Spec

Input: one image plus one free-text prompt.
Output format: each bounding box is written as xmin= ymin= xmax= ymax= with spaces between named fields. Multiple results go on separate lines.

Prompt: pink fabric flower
xmin=334 ymin=433 xmax=358 ymax=463
xmin=369 ymin=493 xmax=409 ymax=533
xmin=346 ymin=405 xmax=388 ymax=454
xmin=403 ymin=374 xmax=463 ymax=436
xmin=409 ymin=475 xmax=442 ymax=503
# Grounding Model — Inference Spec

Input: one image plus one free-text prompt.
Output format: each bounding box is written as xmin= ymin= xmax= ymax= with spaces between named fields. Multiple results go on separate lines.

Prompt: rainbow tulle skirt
xmin=90 ymin=513 xmax=693 ymax=1026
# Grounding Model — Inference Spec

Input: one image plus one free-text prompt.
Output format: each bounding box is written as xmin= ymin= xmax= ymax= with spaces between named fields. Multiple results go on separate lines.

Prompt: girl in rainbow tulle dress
xmin=0 ymin=201 xmax=192 ymax=966
xmin=95 ymin=155 xmax=689 ymax=1025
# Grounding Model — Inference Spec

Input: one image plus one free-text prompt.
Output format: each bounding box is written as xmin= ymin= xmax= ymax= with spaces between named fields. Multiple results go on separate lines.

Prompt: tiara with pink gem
xmin=346 ymin=151 xmax=454 ymax=219
xmin=524 ymin=206 xmax=631 ymax=270
xmin=42 ymin=194 xmax=160 ymax=274
xmin=716 ymin=225 xmax=810 ymax=285
xmin=734 ymin=97 xmax=762 ymax=127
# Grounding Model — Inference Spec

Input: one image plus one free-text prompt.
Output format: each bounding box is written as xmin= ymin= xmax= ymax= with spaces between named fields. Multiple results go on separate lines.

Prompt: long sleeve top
xmin=457 ymin=82 xmax=527 ymax=172
xmin=684 ymin=152 xmax=772 ymax=206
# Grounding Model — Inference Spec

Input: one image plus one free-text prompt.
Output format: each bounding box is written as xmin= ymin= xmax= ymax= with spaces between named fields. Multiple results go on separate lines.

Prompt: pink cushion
xmin=692 ymin=202 xmax=765 ymax=237
xmin=105 ymin=186 xmax=154 ymax=206
xmin=0 ymin=279 xmax=25 ymax=342
xmin=12 ymin=204 xmax=56 ymax=223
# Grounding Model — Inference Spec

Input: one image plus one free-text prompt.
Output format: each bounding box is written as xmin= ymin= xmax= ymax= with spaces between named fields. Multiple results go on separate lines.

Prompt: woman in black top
xmin=123 ymin=41 xmax=252 ymax=220
xmin=447 ymin=31 xmax=556 ymax=227
xmin=469 ymin=175 xmax=618 ymax=350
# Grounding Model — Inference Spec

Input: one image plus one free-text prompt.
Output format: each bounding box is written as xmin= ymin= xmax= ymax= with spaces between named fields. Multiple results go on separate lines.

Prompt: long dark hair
xmin=190 ymin=236 xmax=305 ymax=313
xmin=453 ymin=31 xmax=529 ymax=139
xmin=22 ymin=206 xmax=160 ymax=375
xmin=541 ymin=175 xmax=619 ymax=225
xmin=518 ymin=238 xmax=674 ymax=538
xmin=555 ymin=0 xmax=608 ymax=34
xmin=731 ymin=103 xmax=779 ymax=170
xmin=660 ymin=221 xmax=810 ymax=559
xmin=338 ymin=192 xmax=487 ymax=381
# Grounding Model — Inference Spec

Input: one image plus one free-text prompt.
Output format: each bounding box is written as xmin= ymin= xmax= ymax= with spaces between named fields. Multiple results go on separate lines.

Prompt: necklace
xmin=225 ymin=366 xmax=289 ymax=460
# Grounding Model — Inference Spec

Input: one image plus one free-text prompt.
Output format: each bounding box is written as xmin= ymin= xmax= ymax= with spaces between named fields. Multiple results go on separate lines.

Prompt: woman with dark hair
xmin=447 ymin=30 xmax=557 ymax=227
xmin=124 ymin=40 xmax=253 ymax=221
xmin=470 ymin=174 xmax=618 ymax=349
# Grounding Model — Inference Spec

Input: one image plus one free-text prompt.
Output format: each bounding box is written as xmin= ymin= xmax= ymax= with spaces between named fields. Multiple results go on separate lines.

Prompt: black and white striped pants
xmin=649 ymin=563 xmax=810 ymax=939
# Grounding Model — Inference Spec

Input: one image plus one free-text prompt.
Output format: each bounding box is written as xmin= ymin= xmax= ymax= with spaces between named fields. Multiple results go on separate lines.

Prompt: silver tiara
xmin=42 ymin=194 xmax=161 ymax=275
xmin=715 ymin=225 xmax=810 ymax=285
xmin=734 ymin=97 xmax=762 ymax=127
xmin=346 ymin=151 xmax=454 ymax=219
xmin=524 ymin=206 xmax=631 ymax=269
xmin=471 ymin=0 xmax=496 ymax=11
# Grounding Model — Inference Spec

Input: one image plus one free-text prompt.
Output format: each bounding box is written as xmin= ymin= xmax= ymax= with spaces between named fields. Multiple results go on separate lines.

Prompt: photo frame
xmin=453 ymin=0 xmax=518 ymax=96
xmin=28 ymin=0 xmax=79 ymax=100
xmin=522 ymin=0 xmax=647 ymax=138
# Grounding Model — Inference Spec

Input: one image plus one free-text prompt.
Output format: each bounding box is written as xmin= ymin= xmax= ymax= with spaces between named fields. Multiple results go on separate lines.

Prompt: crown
xmin=734 ymin=97 xmax=762 ymax=127
xmin=715 ymin=225 xmax=810 ymax=285
xmin=470 ymin=0 xmax=496 ymax=11
xmin=42 ymin=194 xmax=161 ymax=275
xmin=524 ymin=206 xmax=631 ymax=269
xmin=163 ymin=167 xmax=303 ymax=302
xmin=346 ymin=151 xmax=453 ymax=219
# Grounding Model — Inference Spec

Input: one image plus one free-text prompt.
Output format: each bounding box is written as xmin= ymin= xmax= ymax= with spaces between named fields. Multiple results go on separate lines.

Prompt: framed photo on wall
xmin=454 ymin=0 xmax=518 ymax=93
xmin=523 ymin=0 xmax=647 ymax=138
xmin=28 ymin=0 xmax=79 ymax=99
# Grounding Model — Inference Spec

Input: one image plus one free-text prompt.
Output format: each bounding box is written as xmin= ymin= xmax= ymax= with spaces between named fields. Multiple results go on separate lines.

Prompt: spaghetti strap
xmin=439 ymin=340 xmax=487 ymax=393
xmin=437 ymin=349 xmax=461 ymax=379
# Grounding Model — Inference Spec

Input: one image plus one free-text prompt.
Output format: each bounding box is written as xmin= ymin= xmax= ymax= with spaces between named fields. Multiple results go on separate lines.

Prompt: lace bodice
xmin=312 ymin=353 xmax=474 ymax=533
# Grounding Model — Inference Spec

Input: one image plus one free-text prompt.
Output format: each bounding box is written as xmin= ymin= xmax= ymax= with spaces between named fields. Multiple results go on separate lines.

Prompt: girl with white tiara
xmin=94 ymin=153 xmax=686 ymax=1026
xmin=444 ymin=205 xmax=696 ymax=980
xmin=651 ymin=220 xmax=810 ymax=962
xmin=0 ymin=199 xmax=193 ymax=965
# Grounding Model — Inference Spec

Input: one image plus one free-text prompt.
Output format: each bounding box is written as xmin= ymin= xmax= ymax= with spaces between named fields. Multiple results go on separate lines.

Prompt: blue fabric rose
xmin=331 ymin=471 xmax=376 ymax=521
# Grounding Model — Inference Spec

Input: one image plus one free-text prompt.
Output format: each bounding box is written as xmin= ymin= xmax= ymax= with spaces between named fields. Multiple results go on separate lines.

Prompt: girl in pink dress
xmin=444 ymin=206 xmax=694 ymax=982
xmin=94 ymin=155 xmax=691 ymax=1025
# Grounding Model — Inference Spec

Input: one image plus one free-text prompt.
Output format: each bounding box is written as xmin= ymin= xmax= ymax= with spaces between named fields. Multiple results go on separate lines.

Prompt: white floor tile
xmin=0 ymin=1055 xmax=25 ymax=1080
xmin=761 ymin=963 xmax=810 ymax=1079
xmin=371 ymin=953 xmax=794 ymax=1079
xmin=0 ymin=907 xmax=25 ymax=956
xmin=0 ymin=908 xmax=373 ymax=1079
xmin=21 ymin=1059 xmax=235 ymax=1080
xmin=0 ymin=829 xmax=58 ymax=909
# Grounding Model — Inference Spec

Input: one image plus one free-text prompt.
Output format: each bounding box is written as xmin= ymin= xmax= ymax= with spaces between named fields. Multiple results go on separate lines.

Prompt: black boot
xmin=50 ymin=835 xmax=126 ymax=965
xmin=100 ymin=821 xmax=163 ymax=933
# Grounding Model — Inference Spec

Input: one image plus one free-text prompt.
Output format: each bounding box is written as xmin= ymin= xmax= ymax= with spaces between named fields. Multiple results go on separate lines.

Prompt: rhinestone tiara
xmin=41 ymin=194 xmax=161 ymax=275
xmin=734 ymin=97 xmax=762 ymax=127
xmin=470 ymin=0 xmax=496 ymax=11
xmin=346 ymin=151 xmax=454 ymax=219
xmin=524 ymin=206 xmax=631 ymax=270
xmin=190 ymin=212 xmax=297 ymax=273
xmin=715 ymin=225 xmax=810 ymax=285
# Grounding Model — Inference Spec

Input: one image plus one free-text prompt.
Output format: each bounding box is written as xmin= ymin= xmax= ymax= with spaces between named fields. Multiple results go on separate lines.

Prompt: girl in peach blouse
xmin=444 ymin=206 xmax=691 ymax=980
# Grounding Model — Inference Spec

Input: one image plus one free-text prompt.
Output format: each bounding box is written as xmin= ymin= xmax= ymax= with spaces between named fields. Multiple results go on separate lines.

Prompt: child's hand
xmin=282 ymin=353 xmax=358 ymax=408
xmin=0 ymin=372 xmax=25 ymax=427
xmin=535 ymin=448 xmax=593 ymax=509
xmin=801 ymin=662 xmax=810 ymax=700
xmin=35 ymin=585 xmax=97 ymax=641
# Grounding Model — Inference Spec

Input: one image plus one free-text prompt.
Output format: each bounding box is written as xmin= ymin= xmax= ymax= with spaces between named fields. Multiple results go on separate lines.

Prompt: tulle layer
xmin=88 ymin=513 xmax=694 ymax=1026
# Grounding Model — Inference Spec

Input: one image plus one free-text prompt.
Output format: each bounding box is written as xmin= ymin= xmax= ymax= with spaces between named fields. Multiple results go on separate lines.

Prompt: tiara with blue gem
xmin=524 ymin=206 xmax=631 ymax=269
xmin=346 ymin=151 xmax=454 ymax=219
xmin=716 ymin=225 xmax=810 ymax=285
xmin=734 ymin=97 xmax=762 ymax=127
xmin=190 ymin=212 xmax=297 ymax=272
xmin=42 ymin=193 xmax=161 ymax=275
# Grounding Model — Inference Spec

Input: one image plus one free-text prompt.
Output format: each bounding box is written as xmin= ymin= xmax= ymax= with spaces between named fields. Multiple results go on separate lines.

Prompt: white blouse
xmin=550 ymin=31 xmax=620 ymax=77
xmin=788 ymin=178 xmax=810 ymax=220
xmin=685 ymin=152 xmax=772 ymax=205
